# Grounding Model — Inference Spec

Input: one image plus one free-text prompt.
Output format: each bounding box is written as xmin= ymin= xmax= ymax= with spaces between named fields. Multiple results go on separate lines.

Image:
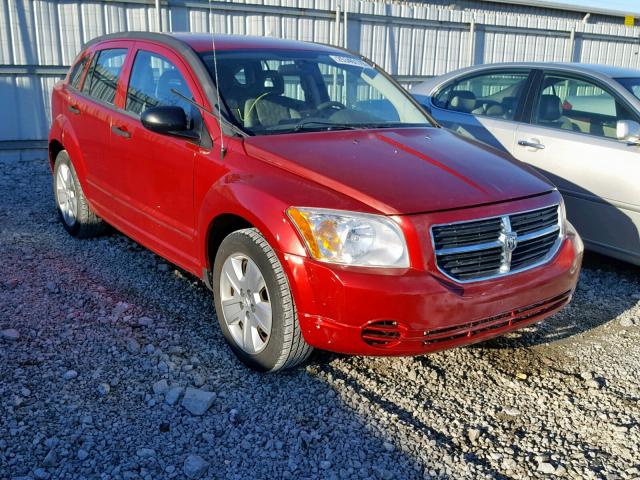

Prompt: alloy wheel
xmin=219 ymin=253 xmax=273 ymax=354
xmin=55 ymin=163 xmax=78 ymax=227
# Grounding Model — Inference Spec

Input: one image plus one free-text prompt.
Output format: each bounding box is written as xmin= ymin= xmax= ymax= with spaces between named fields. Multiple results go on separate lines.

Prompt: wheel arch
xmin=49 ymin=113 xmax=91 ymax=183
xmin=205 ymin=213 xmax=254 ymax=275
xmin=198 ymin=181 xmax=309 ymax=284
xmin=48 ymin=139 xmax=65 ymax=171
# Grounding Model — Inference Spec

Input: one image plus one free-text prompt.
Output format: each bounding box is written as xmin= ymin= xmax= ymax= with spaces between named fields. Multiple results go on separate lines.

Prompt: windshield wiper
xmin=295 ymin=121 xmax=426 ymax=131
xmin=352 ymin=122 xmax=426 ymax=129
xmin=262 ymin=120 xmax=425 ymax=135
xmin=292 ymin=119 xmax=360 ymax=132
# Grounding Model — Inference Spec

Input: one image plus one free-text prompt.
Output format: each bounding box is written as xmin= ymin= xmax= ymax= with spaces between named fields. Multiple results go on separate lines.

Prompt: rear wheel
xmin=53 ymin=150 xmax=106 ymax=238
xmin=213 ymin=228 xmax=312 ymax=372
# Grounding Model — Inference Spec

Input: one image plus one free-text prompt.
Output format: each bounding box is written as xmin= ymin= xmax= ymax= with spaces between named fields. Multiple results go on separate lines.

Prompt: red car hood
xmin=243 ymin=127 xmax=553 ymax=215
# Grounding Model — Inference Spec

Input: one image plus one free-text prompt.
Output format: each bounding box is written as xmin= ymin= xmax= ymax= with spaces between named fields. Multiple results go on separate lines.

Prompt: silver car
xmin=413 ymin=63 xmax=640 ymax=266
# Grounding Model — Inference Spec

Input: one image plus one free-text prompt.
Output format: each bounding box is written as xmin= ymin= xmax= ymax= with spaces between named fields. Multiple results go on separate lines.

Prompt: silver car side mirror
xmin=616 ymin=120 xmax=640 ymax=144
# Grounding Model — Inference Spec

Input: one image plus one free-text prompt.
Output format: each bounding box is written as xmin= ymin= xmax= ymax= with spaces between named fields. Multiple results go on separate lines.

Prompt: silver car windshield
xmin=199 ymin=50 xmax=432 ymax=135
xmin=616 ymin=78 xmax=640 ymax=101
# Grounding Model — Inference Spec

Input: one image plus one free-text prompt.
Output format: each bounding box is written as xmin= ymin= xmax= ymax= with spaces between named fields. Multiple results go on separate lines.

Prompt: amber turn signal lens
xmin=287 ymin=207 xmax=321 ymax=258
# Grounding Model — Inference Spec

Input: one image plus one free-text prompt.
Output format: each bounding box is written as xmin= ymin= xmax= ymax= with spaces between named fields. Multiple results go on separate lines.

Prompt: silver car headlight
xmin=287 ymin=207 xmax=409 ymax=268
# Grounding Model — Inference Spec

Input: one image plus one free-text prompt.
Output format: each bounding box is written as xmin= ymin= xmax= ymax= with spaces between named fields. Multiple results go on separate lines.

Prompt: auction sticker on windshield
xmin=329 ymin=55 xmax=370 ymax=68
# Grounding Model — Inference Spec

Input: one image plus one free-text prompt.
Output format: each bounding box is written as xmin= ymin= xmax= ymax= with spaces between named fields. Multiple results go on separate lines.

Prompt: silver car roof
xmin=411 ymin=62 xmax=640 ymax=96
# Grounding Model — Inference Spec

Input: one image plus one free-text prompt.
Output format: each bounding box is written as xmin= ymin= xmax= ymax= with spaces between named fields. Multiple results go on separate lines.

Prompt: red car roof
xmin=169 ymin=33 xmax=345 ymax=54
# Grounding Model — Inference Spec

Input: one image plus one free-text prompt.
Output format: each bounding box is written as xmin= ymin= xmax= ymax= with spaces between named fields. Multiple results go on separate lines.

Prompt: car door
xmin=427 ymin=69 xmax=534 ymax=153
xmin=108 ymin=42 xmax=206 ymax=269
xmin=513 ymin=71 xmax=640 ymax=263
xmin=67 ymin=44 xmax=130 ymax=210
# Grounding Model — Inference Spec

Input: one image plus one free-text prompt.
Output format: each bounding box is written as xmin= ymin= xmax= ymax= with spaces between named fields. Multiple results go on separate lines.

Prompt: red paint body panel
xmin=281 ymin=196 xmax=583 ymax=355
xmin=48 ymin=33 xmax=582 ymax=356
xmin=245 ymin=128 xmax=553 ymax=215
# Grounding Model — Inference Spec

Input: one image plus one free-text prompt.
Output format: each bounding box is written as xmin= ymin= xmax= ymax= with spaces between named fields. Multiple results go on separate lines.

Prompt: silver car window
xmin=434 ymin=72 xmax=529 ymax=120
xmin=616 ymin=77 xmax=640 ymax=101
xmin=533 ymin=74 xmax=635 ymax=140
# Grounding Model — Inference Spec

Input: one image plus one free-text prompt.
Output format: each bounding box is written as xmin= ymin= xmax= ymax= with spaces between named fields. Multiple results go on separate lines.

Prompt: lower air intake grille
xmin=422 ymin=290 xmax=572 ymax=346
xmin=362 ymin=321 xmax=401 ymax=347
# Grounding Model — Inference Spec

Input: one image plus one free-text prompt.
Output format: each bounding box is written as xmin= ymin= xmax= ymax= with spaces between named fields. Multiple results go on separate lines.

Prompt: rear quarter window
xmin=68 ymin=55 xmax=90 ymax=90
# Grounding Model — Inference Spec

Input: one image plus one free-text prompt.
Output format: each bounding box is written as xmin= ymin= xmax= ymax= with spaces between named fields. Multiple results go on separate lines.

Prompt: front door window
xmin=532 ymin=74 xmax=636 ymax=139
xmin=125 ymin=50 xmax=195 ymax=121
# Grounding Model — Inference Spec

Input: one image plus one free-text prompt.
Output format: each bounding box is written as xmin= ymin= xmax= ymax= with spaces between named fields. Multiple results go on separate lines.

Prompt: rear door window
xmin=434 ymin=71 xmax=529 ymax=120
xmin=83 ymin=48 xmax=128 ymax=105
xmin=125 ymin=50 xmax=194 ymax=118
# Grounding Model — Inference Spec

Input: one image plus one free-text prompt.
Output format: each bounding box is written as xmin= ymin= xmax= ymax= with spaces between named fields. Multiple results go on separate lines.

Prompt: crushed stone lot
xmin=1 ymin=151 xmax=639 ymax=480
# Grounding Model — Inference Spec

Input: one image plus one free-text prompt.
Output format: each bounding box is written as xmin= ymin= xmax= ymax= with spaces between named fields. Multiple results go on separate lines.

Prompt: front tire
xmin=53 ymin=150 xmax=106 ymax=238
xmin=212 ymin=228 xmax=312 ymax=372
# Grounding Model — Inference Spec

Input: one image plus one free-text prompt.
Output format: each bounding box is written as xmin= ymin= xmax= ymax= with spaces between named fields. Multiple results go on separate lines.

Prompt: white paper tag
xmin=329 ymin=55 xmax=370 ymax=69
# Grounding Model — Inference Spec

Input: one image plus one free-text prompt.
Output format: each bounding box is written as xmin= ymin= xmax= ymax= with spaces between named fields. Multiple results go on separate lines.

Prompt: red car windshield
xmin=199 ymin=49 xmax=432 ymax=135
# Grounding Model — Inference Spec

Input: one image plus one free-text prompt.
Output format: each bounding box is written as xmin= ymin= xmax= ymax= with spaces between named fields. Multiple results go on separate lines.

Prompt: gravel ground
xmin=1 ymin=151 xmax=639 ymax=480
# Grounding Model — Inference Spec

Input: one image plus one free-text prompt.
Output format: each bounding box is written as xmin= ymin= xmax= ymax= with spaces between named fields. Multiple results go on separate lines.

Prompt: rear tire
xmin=212 ymin=228 xmax=313 ymax=372
xmin=53 ymin=150 xmax=107 ymax=238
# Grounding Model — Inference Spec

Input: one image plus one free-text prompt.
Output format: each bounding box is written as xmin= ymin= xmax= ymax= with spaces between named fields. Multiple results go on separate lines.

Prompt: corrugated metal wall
xmin=1 ymin=0 xmax=640 ymax=142
xmin=413 ymin=0 xmax=638 ymax=26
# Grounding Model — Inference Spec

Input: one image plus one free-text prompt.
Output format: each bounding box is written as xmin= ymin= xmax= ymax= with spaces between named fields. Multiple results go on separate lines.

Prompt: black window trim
xmin=430 ymin=67 xmax=536 ymax=123
xmin=522 ymin=68 xmax=640 ymax=142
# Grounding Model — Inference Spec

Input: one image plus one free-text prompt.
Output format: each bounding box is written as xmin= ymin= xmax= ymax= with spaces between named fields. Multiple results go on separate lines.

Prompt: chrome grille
xmin=510 ymin=205 xmax=559 ymax=235
xmin=432 ymin=217 xmax=503 ymax=250
xmin=431 ymin=204 xmax=561 ymax=282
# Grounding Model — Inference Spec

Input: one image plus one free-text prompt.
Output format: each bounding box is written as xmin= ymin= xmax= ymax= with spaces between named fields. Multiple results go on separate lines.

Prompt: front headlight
xmin=287 ymin=207 xmax=409 ymax=268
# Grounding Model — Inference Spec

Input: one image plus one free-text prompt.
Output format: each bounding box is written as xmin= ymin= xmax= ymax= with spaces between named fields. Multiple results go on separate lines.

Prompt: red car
xmin=49 ymin=32 xmax=583 ymax=371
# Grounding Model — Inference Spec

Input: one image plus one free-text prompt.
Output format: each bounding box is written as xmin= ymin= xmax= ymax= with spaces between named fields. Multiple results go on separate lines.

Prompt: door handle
xmin=111 ymin=125 xmax=131 ymax=139
xmin=67 ymin=105 xmax=80 ymax=115
xmin=517 ymin=139 xmax=545 ymax=150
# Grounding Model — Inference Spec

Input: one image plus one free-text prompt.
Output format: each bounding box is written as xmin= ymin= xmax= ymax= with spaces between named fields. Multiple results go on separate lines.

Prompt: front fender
xmin=196 ymin=175 xmax=337 ymax=325
xmin=196 ymin=177 xmax=308 ymax=270
xmin=195 ymin=147 xmax=376 ymax=321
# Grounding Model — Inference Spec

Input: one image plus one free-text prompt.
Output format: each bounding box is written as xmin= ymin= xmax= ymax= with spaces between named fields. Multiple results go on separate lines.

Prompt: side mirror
xmin=140 ymin=106 xmax=199 ymax=141
xmin=616 ymin=119 xmax=640 ymax=144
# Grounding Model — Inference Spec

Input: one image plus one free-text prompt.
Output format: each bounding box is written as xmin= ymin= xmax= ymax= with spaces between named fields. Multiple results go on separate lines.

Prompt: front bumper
xmin=281 ymin=222 xmax=583 ymax=356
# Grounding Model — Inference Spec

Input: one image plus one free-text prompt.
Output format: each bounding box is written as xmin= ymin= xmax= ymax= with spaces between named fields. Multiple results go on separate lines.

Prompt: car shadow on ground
xmin=474 ymin=251 xmax=639 ymax=350
xmin=0 ymin=154 xmax=438 ymax=479
xmin=311 ymin=359 xmax=512 ymax=480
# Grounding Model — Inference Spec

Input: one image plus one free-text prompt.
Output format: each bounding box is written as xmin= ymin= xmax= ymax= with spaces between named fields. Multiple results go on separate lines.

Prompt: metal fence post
xmin=568 ymin=28 xmax=576 ymax=62
xmin=469 ymin=19 xmax=476 ymax=66
xmin=335 ymin=3 xmax=341 ymax=46
xmin=156 ymin=0 xmax=162 ymax=32
xmin=343 ymin=1 xmax=348 ymax=48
